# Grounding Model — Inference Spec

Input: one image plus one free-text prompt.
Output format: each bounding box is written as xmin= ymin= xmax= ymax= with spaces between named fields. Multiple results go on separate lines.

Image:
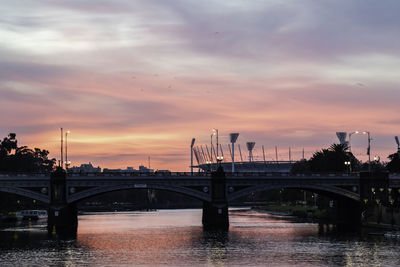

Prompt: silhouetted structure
xmin=202 ymin=166 xmax=229 ymax=230
xmin=47 ymin=167 xmax=77 ymax=239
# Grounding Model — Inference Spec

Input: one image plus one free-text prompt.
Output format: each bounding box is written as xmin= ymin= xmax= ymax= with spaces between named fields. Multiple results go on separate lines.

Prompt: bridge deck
xmin=1 ymin=172 xmax=400 ymax=204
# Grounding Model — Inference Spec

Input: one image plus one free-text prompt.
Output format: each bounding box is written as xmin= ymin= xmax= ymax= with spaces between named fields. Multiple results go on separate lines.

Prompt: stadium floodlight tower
xmin=191 ymin=138 xmax=195 ymax=175
xmin=246 ymin=142 xmax=256 ymax=162
xmin=395 ymin=136 xmax=400 ymax=155
xmin=230 ymin=133 xmax=239 ymax=172
xmin=336 ymin=132 xmax=348 ymax=146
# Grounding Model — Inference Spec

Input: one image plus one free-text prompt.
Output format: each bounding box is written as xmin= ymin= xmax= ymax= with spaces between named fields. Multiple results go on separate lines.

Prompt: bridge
xmin=0 ymin=172 xmax=366 ymax=204
xmin=1 ymin=170 xmax=400 ymax=236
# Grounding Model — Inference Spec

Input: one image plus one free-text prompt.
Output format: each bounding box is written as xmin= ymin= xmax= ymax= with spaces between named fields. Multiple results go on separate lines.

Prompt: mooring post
xmin=48 ymin=167 xmax=77 ymax=238
xmin=202 ymin=165 xmax=229 ymax=230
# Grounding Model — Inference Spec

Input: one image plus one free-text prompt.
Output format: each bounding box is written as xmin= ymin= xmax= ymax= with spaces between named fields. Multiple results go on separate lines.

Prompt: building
xmin=102 ymin=166 xmax=154 ymax=173
xmin=69 ymin=162 xmax=101 ymax=173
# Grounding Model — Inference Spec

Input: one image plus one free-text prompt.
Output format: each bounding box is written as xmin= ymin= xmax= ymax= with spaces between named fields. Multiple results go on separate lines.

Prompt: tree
xmin=291 ymin=143 xmax=359 ymax=173
xmin=387 ymin=152 xmax=400 ymax=172
xmin=0 ymin=133 xmax=56 ymax=172
xmin=0 ymin=133 xmax=17 ymax=158
xmin=290 ymin=159 xmax=310 ymax=173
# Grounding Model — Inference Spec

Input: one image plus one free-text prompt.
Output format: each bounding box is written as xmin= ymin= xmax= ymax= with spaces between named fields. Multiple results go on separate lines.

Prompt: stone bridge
xmin=1 ymin=170 xmax=399 ymax=236
xmin=0 ymin=172 xmax=367 ymax=204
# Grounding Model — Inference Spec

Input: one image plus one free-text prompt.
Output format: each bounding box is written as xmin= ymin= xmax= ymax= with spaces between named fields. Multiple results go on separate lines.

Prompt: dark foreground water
xmin=1 ymin=209 xmax=400 ymax=266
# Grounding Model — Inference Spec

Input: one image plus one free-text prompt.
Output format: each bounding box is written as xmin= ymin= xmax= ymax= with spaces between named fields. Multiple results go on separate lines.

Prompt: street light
xmin=210 ymin=128 xmax=219 ymax=165
xmin=60 ymin=128 xmax=63 ymax=169
xmin=206 ymin=160 xmax=211 ymax=173
xmin=344 ymin=161 xmax=351 ymax=173
xmin=65 ymin=130 xmax=70 ymax=170
xmin=213 ymin=128 xmax=219 ymax=158
xmin=210 ymin=133 xmax=214 ymax=164
xmin=362 ymin=131 xmax=372 ymax=172
xmin=349 ymin=130 xmax=372 ymax=172
xmin=190 ymin=138 xmax=195 ymax=175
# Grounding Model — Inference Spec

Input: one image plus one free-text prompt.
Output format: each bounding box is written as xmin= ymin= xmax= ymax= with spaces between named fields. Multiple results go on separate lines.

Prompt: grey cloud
xmin=0 ymin=124 xmax=56 ymax=136
xmin=145 ymin=0 xmax=400 ymax=63
xmin=41 ymin=0 xmax=135 ymax=14
xmin=0 ymin=61 xmax=74 ymax=82
xmin=288 ymin=86 xmax=400 ymax=109
xmin=4 ymin=0 xmax=400 ymax=69
xmin=377 ymin=119 xmax=400 ymax=126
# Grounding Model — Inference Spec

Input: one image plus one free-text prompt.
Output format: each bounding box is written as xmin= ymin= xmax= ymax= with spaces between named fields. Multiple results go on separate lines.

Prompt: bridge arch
xmin=0 ymin=187 xmax=50 ymax=204
xmin=227 ymin=184 xmax=360 ymax=203
xmin=66 ymin=184 xmax=211 ymax=204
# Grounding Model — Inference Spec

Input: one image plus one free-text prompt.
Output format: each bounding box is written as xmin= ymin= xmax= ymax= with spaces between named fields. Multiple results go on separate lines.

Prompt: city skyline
xmin=1 ymin=1 xmax=399 ymax=170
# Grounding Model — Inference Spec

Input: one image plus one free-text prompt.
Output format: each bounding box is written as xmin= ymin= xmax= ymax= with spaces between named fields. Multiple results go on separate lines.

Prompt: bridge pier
xmin=202 ymin=202 xmax=229 ymax=230
xmin=47 ymin=168 xmax=77 ymax=238
xmin=202 ymin=166 xmax=229 ymax=230
xmin=48 ymin=203 xmax=78 ymax=238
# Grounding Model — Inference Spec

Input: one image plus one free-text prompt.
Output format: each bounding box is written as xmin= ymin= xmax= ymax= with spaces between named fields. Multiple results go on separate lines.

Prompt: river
xmin=1 ymin=209 xmax=400 ymax=266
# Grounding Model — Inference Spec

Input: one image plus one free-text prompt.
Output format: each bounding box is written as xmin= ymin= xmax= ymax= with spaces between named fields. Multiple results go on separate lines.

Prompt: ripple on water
xmin=1 ymin=209 xmax=400 ymax=266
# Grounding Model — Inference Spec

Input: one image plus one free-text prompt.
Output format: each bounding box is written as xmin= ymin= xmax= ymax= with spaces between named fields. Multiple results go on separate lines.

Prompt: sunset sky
xmin=1 ymin=0 xmax=399 ymax=171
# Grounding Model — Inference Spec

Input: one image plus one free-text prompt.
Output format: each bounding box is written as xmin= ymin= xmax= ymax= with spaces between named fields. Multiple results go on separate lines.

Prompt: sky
xmin=1 ymin=0 xmax=399 ymax=171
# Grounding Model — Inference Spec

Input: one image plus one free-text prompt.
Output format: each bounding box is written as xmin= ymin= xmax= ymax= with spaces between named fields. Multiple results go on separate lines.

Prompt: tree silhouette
xmin=0 ymin=133 xmax=56 ymax=172
xmin=387 ymin=152 xmax=400 ymax=172
xmin=310 ymin=144 xmax=354 ymax=172
xmin=290 ymin=159 xmax=310 ymax=173
xmin=292 ymin=143 xmax=359 ymax=173
xmin=0 ymin=133 xmax=17 ymax=158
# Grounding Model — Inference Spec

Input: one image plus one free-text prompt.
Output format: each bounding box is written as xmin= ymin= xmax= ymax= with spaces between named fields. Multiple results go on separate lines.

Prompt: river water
xmin=1 ymin=209 xmax=400 ymax=266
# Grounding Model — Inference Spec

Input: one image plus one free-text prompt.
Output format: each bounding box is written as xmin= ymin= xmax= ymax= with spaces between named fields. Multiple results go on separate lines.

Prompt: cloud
xmin=1 ymin=0 xmax=399 ymax=170
xmin=41 ymin=0 xmax=135 ymax=14
xmin=0 ymin=61 xmax=74 ymax=82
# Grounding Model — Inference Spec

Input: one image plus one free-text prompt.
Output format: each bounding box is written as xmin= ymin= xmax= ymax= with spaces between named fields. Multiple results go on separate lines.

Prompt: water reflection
xmin=1 ymin=209 xmax=400 ymax=266
xmin=200 ymin=230 xmax=229 ymax=266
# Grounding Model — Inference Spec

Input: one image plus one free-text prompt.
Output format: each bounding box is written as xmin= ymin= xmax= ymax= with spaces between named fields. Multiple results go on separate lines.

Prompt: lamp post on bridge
xmin=65 ymin=130 xmax=70 ymax=171
xmin=60 ymin=128 xmax=63 ymax=169
xmin=212 ymin=128 xmax=219 ymax=159
xmin=206 ymin=160 xmax=211 ymax=173
xmin=210 ymin=133 xmax=214 ymax=165
xmin=344 ymin=161 xmax=351 ymax=173
xmin=349 ymin=131 xmax=372 ymax=172
xmin=362 ymin=131 xmax=372 ymax=172
xmin=210 ymin=129 xmax=219 ymax=170
xmin=190 ymin=138 xmax=195 ymax=175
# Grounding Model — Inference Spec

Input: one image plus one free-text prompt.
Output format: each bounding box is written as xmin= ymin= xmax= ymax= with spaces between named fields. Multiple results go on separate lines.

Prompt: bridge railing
xmin=64 ymin=171 xmax=360 ymax=178
xmin=224 ymin=172 xmax=359 ymax=178
xmin=67 ymin=171 xmax=212 ymax=177
xmin=0 ymin=171 xmax=364 ymax=179
xmin=0 ymin=172 xmax=49 ymax=178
